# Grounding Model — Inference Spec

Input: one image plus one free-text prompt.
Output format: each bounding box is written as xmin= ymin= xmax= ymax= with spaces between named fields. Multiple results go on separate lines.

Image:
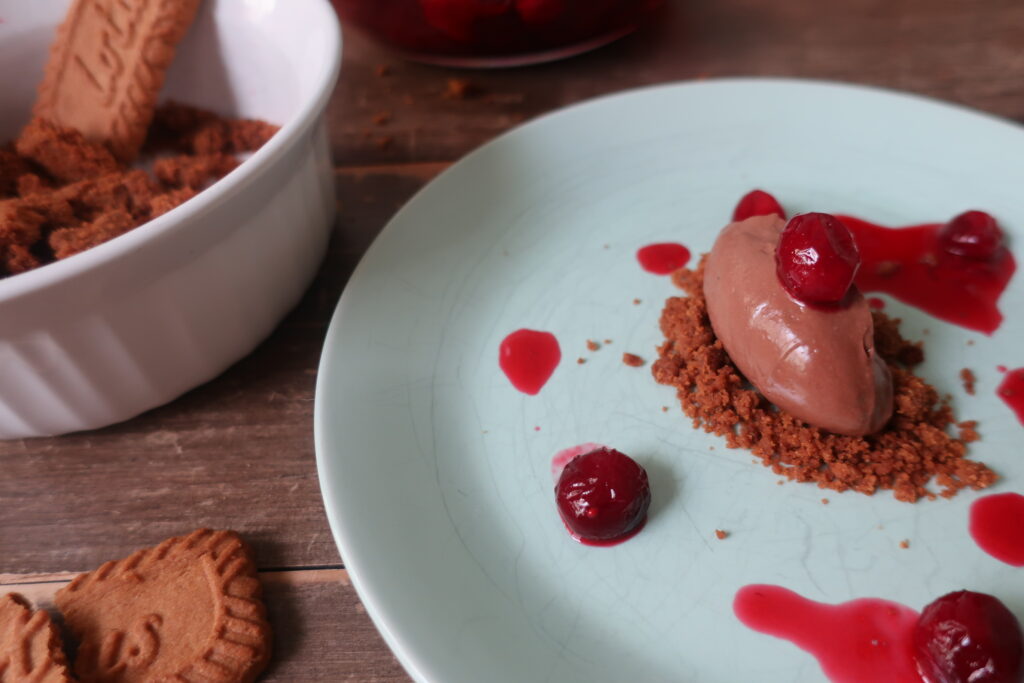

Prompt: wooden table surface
xmin=4 ymin=1 xmax=1024 ymax=679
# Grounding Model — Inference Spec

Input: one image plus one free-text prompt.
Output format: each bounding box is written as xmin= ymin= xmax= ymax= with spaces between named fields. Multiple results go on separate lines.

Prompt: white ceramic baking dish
xmin=0 ymin=0 xmax=341 ymax=438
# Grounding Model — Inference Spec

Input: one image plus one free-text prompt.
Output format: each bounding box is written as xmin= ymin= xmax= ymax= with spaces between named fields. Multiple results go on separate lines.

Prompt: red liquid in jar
xmin=997 ymin=368 xmax=1024 ymax=425
xmin=840 ymin=216 xmax=1016 ymax=334
xmin=332 ymin=0 xmax=665 ymax=66
xmin=637 ymin=242 xmax=691 ymax=275
xmin=969 ymin=492 xmax=1024 ymax=566
xmin=734 ymin=584 xmax=921 ymax=683
xmin=499 ymin=329 xmax=561 ymax=395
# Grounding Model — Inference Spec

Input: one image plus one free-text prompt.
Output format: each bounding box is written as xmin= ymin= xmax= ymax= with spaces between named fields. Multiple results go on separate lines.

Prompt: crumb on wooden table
xmin=444 ymin=78 xmax=482 ymax=99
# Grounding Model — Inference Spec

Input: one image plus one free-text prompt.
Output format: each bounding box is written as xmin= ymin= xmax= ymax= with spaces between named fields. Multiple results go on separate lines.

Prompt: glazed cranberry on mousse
xmin=775 ymin=212 xmax=861 ymax=307
xmin=938 ymin=210 xmax=1005 ymax=261
xmin=733 ymin=189 xmax=786 ymax=222
xmin=555 ymin=447 xmax=650 ymax=544
xmin=914 ymin=590 xmax=1024 ymax=683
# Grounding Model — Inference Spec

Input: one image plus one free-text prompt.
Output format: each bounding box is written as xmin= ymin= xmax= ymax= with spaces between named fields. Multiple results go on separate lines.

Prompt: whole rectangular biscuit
xmin=34 ymin=0 xmax=203 ymax=163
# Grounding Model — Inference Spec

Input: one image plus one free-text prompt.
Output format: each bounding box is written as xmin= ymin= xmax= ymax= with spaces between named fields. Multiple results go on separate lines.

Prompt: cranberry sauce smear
xmin=969 ymin=492 xmax=1024 ymax=566
xmin=499 ymin=329 xmax=561 ymax=395
xmin=997 ymin=368 xmax=1024 ymax=425
xmin=565 ymin=515 xmax=647 ymax=547
xmin=840 ymin=216 xmax=1016 ymax=334
xmin=734 ymin=585 xmax=921 ymax=683
xmin=636 ymin=242 xmax=691 ymax=275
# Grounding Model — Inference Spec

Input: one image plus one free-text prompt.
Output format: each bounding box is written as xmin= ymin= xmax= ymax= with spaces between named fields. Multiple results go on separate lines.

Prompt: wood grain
xmin=331 ymin=0 xmax=1024 ymax=165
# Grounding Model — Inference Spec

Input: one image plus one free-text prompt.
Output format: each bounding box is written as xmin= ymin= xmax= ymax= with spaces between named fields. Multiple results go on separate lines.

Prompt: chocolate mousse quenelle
xmin=703 ymin=211 xmax=893 ymax=436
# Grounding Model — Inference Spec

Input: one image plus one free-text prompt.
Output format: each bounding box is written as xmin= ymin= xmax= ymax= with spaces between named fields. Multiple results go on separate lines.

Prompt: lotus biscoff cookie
xmin=0 ymin=592 xmax=73 ymax=682
xmin=55 ymin=529 xmax=271 ymax=683
xmin=34 ymin=0 xmax=203 ymax=163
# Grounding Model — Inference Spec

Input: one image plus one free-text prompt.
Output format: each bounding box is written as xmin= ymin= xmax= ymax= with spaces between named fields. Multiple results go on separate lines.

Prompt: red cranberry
xmin=419 ymin=0 xmax=513 ymax=41
xmin=775 ymin=212 xmax=860 ymax=306
xmin=555 ymin=447 xmax=650 ymax=543
xmin=938 ymin=211 xmax=1004 ymax=261
xmin=515 ymin=0 xmax=565 ymax=24
xmin=733 ymin=189 xmax=786 ymax=222
xmin=914 ymin=590 xmax=1024 ymax=683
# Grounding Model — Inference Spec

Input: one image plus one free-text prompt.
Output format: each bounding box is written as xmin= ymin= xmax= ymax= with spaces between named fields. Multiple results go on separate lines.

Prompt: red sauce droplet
xmin=637 ymin=242 xmax=691 ymax=275
xmin=840 ymin=216 xmax=1016 ymax=334
xmin=570 ymin=517 xmax=646 ymax=546
xmin=867 ymin=297 xmax=886 ymax=309
xmin=998 ymin=365 xmax=1009 ymax=373
xmin=734 ymin=584 xmax=921 ymax=683
xmin=997 ymin=368 xmax=1024 ymax=425
xmin=499 ymin=329 xmax=560 ymax=395
xmin=970 ymin=492 xmax=1024 ymax=566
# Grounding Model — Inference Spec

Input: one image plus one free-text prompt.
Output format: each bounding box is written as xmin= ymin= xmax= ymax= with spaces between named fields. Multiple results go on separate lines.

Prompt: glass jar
xmin=333 ymin=0 xmax=665 ymax=67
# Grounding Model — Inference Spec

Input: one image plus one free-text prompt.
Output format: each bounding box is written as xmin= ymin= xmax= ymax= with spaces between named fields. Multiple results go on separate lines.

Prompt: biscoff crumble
xmin=651 ymin=256 xmax=997 ymax=503
xmin=0 ymin=102 xmax=277 ymax=278
xmin=960 ymin=368 xmax=977 ymax=396
xmin=622 ymin=353 xmax=645 ymax=367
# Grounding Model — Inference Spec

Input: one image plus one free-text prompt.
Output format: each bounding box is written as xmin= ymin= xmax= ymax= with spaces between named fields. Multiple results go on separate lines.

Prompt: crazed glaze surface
xmin=703 ymin=214 xmax=893 ymax=435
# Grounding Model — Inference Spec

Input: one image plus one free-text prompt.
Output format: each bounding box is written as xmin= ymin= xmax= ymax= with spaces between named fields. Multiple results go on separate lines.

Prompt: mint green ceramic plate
xmin=315 ymin=79 xmax=1024 ymax=682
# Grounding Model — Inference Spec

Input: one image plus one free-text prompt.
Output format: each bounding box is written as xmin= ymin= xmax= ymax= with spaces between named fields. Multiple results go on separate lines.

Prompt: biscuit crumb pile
xmin=651 ymin=256 xmax=997 ymax=502
xmin=0 ymin=103 xmax=277 ymax=278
